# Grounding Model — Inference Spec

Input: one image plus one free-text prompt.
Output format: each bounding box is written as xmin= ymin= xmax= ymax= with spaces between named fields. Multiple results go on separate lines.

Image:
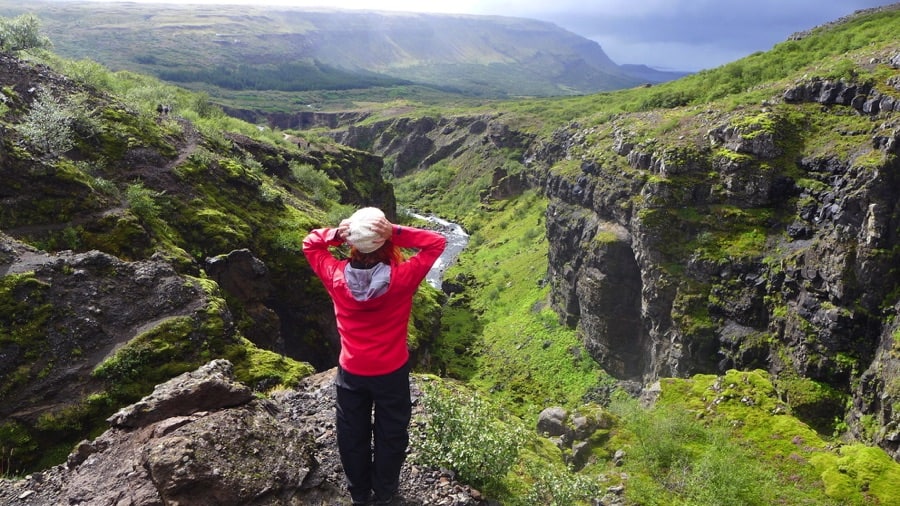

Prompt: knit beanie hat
xmin=347 ymin=207 xmax=386 ymax=253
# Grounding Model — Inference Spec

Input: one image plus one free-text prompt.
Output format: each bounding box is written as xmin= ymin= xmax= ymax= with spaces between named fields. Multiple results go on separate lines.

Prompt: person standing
xmin=302 ymin=207 xmax=447 ymax=505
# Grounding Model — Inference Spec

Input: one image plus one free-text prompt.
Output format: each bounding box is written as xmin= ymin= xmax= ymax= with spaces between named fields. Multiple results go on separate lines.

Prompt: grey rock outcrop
xmin=783 ymin=77 xmax=900 ymax=113
xmin=329 ymin=114 xmax=534 ymax=186
xmin=105 ymin=359 xmax=254 ymax=429
xmin=536 ymin=405 xmax=613 ymax=471
xmin=206 ymin=249 xmax=284 ymax=354
xmin=0 ymin=233 xmax=213 ymax=429
xmin=2 ymin=360 xmax=316 ymax=506
xmin=0 ymin=361 xmax=485 ymax=505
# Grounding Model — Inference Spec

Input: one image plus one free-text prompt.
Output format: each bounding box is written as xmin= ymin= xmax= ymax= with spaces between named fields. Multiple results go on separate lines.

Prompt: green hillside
xmin=0 ymin=0 xmax=657 ymax=106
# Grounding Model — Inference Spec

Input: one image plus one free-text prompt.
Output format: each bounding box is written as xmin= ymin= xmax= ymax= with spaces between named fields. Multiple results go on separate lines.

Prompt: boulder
xmin=107 ymin=359 xmax=254 ymax=429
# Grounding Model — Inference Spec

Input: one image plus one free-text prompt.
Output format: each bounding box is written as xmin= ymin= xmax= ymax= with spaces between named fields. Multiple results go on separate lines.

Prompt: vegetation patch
xmin=223 ymin=337 xmax=314 ymax=391
xmin=775 ymin=374 xmax=848 ymax=435
xmin=0 ymin=273 xmax=52 ymax=399
xmin=610 ymin=395 xmax=776 ymax=505
xmin=411 ymin=378 xmax=527 ymax=498
xmin=644 ymin=370 xmax=900 ymax=505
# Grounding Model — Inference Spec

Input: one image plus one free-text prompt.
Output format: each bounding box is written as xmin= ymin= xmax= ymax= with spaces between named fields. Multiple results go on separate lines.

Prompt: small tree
xmin=18 ymin=89 xmax=75 ymax=157
xmin=0 ymin=14 xmax=52 ymax=52
xmin=125 ymin=182 xmax=162 ymax=223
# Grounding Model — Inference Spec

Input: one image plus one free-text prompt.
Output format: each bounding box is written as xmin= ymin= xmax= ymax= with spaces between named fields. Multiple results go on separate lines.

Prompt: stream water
xmin=409 ymin=212 xmax=469 ymax=289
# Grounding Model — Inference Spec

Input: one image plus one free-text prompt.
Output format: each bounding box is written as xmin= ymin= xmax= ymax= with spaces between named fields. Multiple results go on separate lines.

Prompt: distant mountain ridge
xmin=0 ymin=1 xmax=686 ymax=97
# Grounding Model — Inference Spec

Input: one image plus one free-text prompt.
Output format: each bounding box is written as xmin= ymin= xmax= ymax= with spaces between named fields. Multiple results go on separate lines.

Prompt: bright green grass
xmin=435 ymin=191 xmax=610 ymax=418
xmin=648 ymin=370 xmax=900 ymax=505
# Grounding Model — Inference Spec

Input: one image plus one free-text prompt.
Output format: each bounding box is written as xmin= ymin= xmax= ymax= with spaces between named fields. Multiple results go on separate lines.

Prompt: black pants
xmin=335 ymin=362 xmax=411 ymax=502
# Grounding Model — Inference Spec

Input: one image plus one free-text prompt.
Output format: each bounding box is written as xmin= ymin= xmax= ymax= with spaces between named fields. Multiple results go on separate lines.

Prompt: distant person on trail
xmin=302 ymin=207 xmax=446 ymax=505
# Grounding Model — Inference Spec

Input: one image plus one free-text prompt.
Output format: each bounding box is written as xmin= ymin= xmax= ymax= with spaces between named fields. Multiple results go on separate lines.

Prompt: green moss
xmin=52 ymin=158 xmax=97 ymax=187
xmin=715 ymin=147 xmax=755 ymax=163
xmin=95 ymin=105 xmax=175 ymax=160
xmin=775 ymin=374 xmax=847 ymax=435
xmin=0 ymin=273 xmax=53 ymax=398
xmin=191 ymin=276 xmax=232 ymax=338
xmin=593 ymin=230 xmax=618 ymax=244
xmin=407 ymin=282 xmax=444 ymax=353
xmin=92 ymin=315 xmax=199 ymax=389
xmin=219 ymin=158 xmax=259 ymax=183
xmin=730 ymin=111 xmax=780 ymax=139
xmin=685 ymin=207 xmax=772 ymax=264
xmin=0 ymin=421 xmax=38 ymax=476
xmin=224 ymin=337 xmax=314 ymax=390
xmin=193 ymin=207 xmax=253 ymax=249
xmin=721 ymin=227 xmax=767 ymax=259
xmin=796 ymin=177 xmax=829 ymax=193
xmin=812 ymin=444 xmax=900 ymax=505
xmin=793 ymin=102 xmax=879 ymax=162
xmin=79 ymin=213 xmax=153 ymax=260
xmin=430 ymin=291 xmax=482 ymax=380
xmin=671 ymin=281 xmax=718 ymax=341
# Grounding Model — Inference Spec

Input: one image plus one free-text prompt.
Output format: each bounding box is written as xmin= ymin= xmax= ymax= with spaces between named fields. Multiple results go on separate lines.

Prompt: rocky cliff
xmin=533 ymin=72 xmax=900 ymax=450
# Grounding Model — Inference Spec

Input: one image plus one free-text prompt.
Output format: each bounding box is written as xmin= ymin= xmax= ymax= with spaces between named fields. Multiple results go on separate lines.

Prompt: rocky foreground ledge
xmin=0 ymin=360 xmax=483 ymax=506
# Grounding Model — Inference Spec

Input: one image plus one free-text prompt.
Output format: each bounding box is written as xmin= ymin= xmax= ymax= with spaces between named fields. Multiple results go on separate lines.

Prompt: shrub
xmin=0 ymin=421 xmax=38 ymax=477
xmin=125 ymin=182 xmax=162 ymax=223
xmin=289 ymin=161 xmax=339 ymax=205
xmin=521 ymin=461 xmax=603 ymax=506
xmin=17 ymin=89 xmax=75 ymax=156
xmin=0 ymin=13 xmax=52 ymax=52
xmin=410 ymin=380 xmax=526 ymax=494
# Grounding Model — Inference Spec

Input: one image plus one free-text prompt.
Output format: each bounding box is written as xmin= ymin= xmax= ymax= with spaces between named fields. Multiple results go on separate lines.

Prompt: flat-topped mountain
xmin=0 ymin=1 xmax=687 ymax=98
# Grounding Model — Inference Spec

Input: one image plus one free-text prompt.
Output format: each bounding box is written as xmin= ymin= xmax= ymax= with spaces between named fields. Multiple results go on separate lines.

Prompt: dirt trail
xmin=5 ymin=116 xmax=202 ymax=240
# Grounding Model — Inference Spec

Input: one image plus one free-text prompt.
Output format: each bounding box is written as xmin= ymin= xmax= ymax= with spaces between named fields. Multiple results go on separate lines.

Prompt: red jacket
xmin=302 ymin=225 xmax=447 ymax=376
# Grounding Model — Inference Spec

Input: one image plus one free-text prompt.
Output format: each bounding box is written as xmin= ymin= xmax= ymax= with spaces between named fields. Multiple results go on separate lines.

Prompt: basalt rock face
xmin=529 ymin=70 xmax=900 ymax=456
xmin=220 ymin=107 xmax=371 ymax=131
xmin=206 ymin=248 xmax=284 ymax=353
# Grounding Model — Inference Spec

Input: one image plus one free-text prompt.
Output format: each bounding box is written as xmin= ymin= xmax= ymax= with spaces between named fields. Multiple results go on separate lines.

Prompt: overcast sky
xmin=75 ymin=0 xmax=896 ymax=71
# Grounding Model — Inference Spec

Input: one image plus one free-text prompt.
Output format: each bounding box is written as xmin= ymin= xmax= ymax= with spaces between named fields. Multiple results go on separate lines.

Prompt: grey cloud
xmin=506 ymin=0 xmax=895 ymax=70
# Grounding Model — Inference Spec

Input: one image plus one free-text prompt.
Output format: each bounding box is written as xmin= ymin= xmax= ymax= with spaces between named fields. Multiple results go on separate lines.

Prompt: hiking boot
xmin=351 ymin=492 xmax=371 ymax=505
xmin=374 ymin=494 xmax=397 ymax=505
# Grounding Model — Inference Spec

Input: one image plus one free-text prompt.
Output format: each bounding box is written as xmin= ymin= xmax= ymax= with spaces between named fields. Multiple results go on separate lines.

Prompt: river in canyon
xmin=409 ymin=213 xmax=469 ymax=289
